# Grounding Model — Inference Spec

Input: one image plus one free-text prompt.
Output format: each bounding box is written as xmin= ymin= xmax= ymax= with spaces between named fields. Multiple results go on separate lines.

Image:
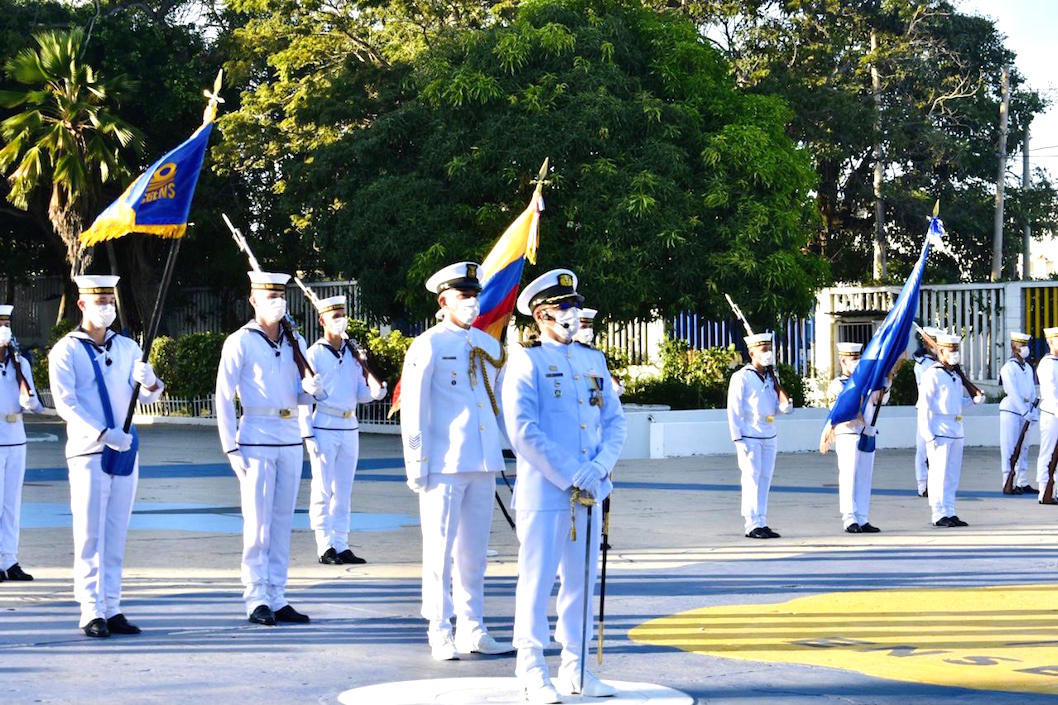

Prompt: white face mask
xmin=451 ymin=297 xmax=480 ymax=327
xmin=86 ymin=303 xmax=117 ymax=329
xmin=947 ymin=351 xmax=961 ymax=366
xmin=1016 ymin=346 xmax=1028 ymax=359
xmin=758 ymin=350 xmax=775 ymax=367
xmin=574 ymin=327 xmax=594 ymax=345
xmin=844 ymin=358 xmax=859 ymax=375
xmin=552 ymin=308 xmax=579 ymax=342
xmin=0 ymin=326 xmax=10 ymax=346
xmin=257 ymin=297 xmax=286 ymax=325
xmin=327 ymin=316 xmax=348 ymax=336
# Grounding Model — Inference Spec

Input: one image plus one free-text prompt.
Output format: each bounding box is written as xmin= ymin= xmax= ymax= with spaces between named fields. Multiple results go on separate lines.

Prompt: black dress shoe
xmin=248 ymin=605 xmax=277 ymax=626
xmin=860 ymin=523 xmax=881 ymax=533
xmin=845 ymin=523 xmax=862 ymax=534
xmin=745 ymin=527 xmax=769 ymax=539
xmin=319 ymin=547 xmax=340 ymax=565
xmin=82 ymin=618 xmax=110 ymax=638
xmin=762 ymin=526 xmax=781 ymax=538
xmin=1005 ymin=486 xmax=1024 ymax=495
xmin=336 ymin=549 xmax=366 ymax=565
xmin=1018 ymin=485 xmax=1037 ymax=494
xmin=934 ymin=517 xmax=954 ymax=527
xmin=4 ymin=564 xmax=33 ymax=581
xmin=106 ymin=614 xmax=141 ymax=634
xmin=0 ymin=568 xmax=5 ymax=582
xmin=948 ymin=515 xmax=968 ymax=527
xmin=274 ymin=605 xmax=310 ymax=624
xmin=918 ymin=489 xmax=928 ymax=497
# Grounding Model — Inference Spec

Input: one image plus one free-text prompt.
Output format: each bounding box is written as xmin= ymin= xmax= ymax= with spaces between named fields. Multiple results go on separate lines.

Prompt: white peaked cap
xmin=517 ymin=268 xmax=582 ymax=316
xmin=744 ymin=333 xmax=772 ymax=348
xmin=314 ymin=294 xmax=346 ymax=314
xmin=248 ymin=271 xmax=290 ymax=290
xmin=579 ymin=308 xmax=598 ymax=321
xmin=936 ymin=333 xmax=962 ymax=346
xmin=74 ymin=275 xmax=120 ymax=293
xmin=1045 ymin=327 xmax=1058 ymax=339
xmin=921 ymin=326 xmax=943 ymax=338
xmin=1009 ymin=331 xmax=1030 ymax=342
xmin=0 ymin=305 xmax=12 ymax=317
xmin=426 ymin=262 xmax=482 ymax=294
xmin=837 ymin=342 xmax=863 ymax=355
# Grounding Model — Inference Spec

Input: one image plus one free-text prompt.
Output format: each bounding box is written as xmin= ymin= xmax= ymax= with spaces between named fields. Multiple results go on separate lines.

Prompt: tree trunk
xmin=870 ymin=29 xmax=886 ymax=280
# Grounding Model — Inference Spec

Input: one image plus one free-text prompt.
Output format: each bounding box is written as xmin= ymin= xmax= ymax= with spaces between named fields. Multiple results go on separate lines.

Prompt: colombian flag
xmin=79 ymin=80 xmax=219 ymax=246
xmin=472 ymin=190 xmax=542 ymax=339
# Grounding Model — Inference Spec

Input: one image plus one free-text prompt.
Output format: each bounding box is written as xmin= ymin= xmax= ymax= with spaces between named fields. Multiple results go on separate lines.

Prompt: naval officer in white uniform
xmin=301 ymin=294 xmax=386 ymax=565
xmin=502 ymin=269 xmax=627 ymax=703
xmin=49 ymin=275 xmax=164 ymax=637
xmin=0 ymin=304 xmax=44 ymax=582
xmin=400 ymin=262 xmax=512 ymax=660
xmin=1035 ymin=327 xmax=1058 ymax=503
xmin=727 ymin=332 xmax=791 ymax=539
xmin=216 ymin=271 xmax=325 ymax=626
xmin=913 ymin=326 xmax=943 ymax=496
xmin=825 ymin=342 xmax=888 ymax=533
xmin=999 ymin=330 xmax=1037 ymax=494
xmin=921 ymin=332 xmax=984 ymax=526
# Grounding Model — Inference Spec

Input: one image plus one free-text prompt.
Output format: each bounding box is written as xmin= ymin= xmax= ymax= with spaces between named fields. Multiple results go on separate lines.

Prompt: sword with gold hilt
xmin=569 ymin=487 xmax=596 ymax=693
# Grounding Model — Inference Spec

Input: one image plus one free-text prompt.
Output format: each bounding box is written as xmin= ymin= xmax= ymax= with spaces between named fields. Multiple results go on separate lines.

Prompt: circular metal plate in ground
xmin=337 ymin=677 xmax=693 ymax=704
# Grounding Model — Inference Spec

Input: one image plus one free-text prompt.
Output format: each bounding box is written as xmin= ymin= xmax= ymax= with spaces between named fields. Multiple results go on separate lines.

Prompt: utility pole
xmin=991 ymin=65 xmax=1010 ymax=282
xmin=1023 ymin=124 xmax=1032 ymax=279
xmin=871 ymin=29 xmax=886 ymax=280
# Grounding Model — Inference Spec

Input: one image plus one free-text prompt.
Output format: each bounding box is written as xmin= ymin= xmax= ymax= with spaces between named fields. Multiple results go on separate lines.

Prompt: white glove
xmin=228 ymin=450 xmax=248 ymax=477
xmin=19 ymin=392 xmax=43 ymax=413
xmin=133 ymin=361 xmax=157 ymax=388
xmin=301 ymin=373 xmax=326 ymax=398
xmin=304 ymin=437 xmax=320 ymax=457
xmin=102 ymin=427 xmax=133 ymax=452
xmin=369 ymin=378 xmax=387 ymax=400
xmin=973 ymin=393 xmax=985 ymax=405
xmin=571 ymin=461 xmax=605 ymax=489
xmin=572 ymin=471 xmax=600 ymax=499
xmin=406 ymin=475 xmax=428 ymax=494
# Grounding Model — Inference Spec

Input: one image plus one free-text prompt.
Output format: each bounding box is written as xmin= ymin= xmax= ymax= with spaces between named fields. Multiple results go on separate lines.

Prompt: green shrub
xmin=149 ymin=336 xmax=177 ymax=394
xmin=344 ymin=319 xmax=413 ymax=389
xmin=150 ymin=332 xmax=225 ymax=398
xmin=888 ymin=358 xmax=919 ymax=406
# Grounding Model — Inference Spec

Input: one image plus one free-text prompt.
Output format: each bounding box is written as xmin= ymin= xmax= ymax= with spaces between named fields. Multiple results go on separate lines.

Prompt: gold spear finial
xmin=532 ymin=157 xmax=550 ymax=197
xmin=203 ymin=69 xmax=225 ymax=124
xmin=932 ymin=199 xmax=940 ymax=218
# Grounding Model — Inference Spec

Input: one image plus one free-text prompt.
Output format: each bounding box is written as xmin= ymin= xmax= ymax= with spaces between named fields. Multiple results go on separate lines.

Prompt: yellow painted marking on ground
xmin=630 ymin=583 xmax=1058 ymax=695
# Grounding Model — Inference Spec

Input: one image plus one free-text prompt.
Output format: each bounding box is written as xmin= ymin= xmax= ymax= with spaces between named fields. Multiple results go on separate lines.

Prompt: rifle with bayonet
xmin=724 ymin=294 xmax=789 ymax=401
xmin=222 ymin=213 xmax=314 ymax=380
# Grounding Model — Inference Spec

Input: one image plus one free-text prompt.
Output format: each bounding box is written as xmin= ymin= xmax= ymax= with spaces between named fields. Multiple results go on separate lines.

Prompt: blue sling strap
xmin=76 ymin=337 xmax=139 ymax=476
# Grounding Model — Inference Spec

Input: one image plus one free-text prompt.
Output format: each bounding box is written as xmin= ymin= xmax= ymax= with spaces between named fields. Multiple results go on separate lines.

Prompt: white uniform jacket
xmin=1039 ymin=356 xmax=1058 ymax=415
xmin=914 ymin=353 xmax=936 ymax=408
xmin=501 ymin=339 xmax=627 ymax=511
xmin=301 ymin=338 xmax=384 ymax=432
xmin=921 ymin=362 xmax=970 ymax=441
xmin=999 ymin=357 xmax=1037 ymax=416
xmin=400 ymin=320 xmax=506 ymax=481
xmin=0 ymin=351 xmax=43 ymax=446
xmin=49 ymin=330 xmax=164 ymax=458
xmin=216 ymin=322 xmax=313 ymax=453
xmin=727 ymin=365 xmax=791 ymax=442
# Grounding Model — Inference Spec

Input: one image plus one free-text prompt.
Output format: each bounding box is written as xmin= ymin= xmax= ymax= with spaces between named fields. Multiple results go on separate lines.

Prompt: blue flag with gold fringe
xmin=80 ymin=109 xmax=215 ymax=245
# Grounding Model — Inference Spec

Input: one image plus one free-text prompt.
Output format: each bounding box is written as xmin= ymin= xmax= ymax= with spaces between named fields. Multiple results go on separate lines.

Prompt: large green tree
xmin=218 ymin=0 xmax=828 ymax=326
xmin=663 ymin=0 xmax=1057 ymax=282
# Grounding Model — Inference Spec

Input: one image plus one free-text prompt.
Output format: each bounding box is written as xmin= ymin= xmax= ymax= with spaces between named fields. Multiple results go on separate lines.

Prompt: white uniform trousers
xmin=418 ymin=472 xmax=496 ymax=640
xmin=914 ymin=414 xmax=929 ymax=494
xmin=835 ymin=434 xmax=874 ymax=527
xmin=514 ymin=504 xmax=601 ymax=681
xmin=737 ymin=437 xmax=776 ymax=533
xmin=308 ymin=428 xmax=360 ymax=555
xmin=926 ymin=438 xmax=963 ymax=522
xmin=237 ymin=445 xmax=302 ymax=615
xmin=1036 ymin=412 xmax=1058 ymax=501
xmin=0 ymin=444 xmax=27 ymax=571
xmin=68 ymin=453 xmax=138 ymax=627
xmin=1000 ymin=411 xmax=1031 ymax=488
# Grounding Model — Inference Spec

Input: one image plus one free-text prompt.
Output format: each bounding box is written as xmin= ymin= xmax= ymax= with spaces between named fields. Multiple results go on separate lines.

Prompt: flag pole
xmin=120 ymin=237 xmax=182 ymax=432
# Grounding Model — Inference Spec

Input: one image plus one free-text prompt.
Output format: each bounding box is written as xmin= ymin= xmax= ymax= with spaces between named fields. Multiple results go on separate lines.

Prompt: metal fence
xmin=670 ymin=312 xmax=815 ymax=376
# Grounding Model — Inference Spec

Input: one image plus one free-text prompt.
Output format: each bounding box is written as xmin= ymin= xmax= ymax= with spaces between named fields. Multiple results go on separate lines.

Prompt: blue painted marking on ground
xmin=25 ymin=459 xmax=1034 ymax=500
xmin=20 ymin=501 xmax=419 ymax=533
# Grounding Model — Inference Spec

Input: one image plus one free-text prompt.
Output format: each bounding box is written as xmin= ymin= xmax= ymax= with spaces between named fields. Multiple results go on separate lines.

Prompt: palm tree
xmin=0 ymin=27 xmax=142 ymax=317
